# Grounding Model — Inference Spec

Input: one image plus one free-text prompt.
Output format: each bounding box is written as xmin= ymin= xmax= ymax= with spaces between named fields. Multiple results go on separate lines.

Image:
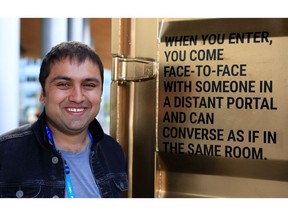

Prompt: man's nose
xmin=68 ymin=86 xmax=85 ymax=103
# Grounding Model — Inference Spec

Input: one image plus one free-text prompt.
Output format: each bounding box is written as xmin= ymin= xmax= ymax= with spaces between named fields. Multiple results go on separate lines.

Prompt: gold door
xmin=111 ymin=18 xmax=288 ymax=198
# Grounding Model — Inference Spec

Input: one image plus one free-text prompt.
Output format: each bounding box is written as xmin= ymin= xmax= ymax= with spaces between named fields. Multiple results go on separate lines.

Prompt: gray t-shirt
xmin=60 ymin=142 xmax=101 ymax=198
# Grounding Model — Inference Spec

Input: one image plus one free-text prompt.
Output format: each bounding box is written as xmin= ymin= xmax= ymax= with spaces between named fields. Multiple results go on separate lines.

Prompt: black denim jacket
xmin=0 ymin=112 xmax=128 ymax=198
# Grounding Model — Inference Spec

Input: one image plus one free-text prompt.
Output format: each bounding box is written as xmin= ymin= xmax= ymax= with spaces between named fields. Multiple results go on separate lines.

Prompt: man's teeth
xmin=67 ymin=108 xmax=84 ymax=112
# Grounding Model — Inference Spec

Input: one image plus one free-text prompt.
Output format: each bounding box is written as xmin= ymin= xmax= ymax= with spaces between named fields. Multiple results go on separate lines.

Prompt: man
xmin=0 ymin=41 xmax=128 ymax=198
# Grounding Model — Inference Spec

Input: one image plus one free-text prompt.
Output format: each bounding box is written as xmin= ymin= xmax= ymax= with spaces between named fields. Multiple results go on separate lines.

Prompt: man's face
xmin=40 ymin=57 xmax=102 ymax=135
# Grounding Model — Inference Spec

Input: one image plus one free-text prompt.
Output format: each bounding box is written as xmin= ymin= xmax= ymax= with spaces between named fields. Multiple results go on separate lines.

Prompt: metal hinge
xmin=112 ymin=55 xmax=157 ymax=82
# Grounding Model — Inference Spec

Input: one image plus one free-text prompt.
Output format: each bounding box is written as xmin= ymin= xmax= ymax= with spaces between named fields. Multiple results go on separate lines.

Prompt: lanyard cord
xmin=45 ymin=125 xmax=93 ymax=198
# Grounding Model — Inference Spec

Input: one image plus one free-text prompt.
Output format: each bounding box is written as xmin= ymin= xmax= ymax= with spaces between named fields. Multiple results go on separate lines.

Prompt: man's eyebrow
xmin=50 ymin=76 xmax=71 ymax=83
xmin=84 ymin=77 xmax=101 ymax=83
xmin=50 ymin=76 xmax=100 ymax=83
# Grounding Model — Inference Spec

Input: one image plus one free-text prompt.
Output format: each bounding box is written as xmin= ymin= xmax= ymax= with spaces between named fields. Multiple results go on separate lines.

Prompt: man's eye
xmin=56 ymin=82 xmax=71 ymax=88
xmin=83 ymin=83 xmax=97 ymax=89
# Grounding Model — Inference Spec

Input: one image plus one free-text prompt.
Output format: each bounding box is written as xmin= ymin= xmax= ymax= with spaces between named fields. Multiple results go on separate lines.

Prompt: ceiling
xmin=20 ymin=18 xmax=112 ymax=69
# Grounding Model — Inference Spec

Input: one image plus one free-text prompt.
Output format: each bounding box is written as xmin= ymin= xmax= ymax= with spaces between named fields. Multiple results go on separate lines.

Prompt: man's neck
xmin=48 ymin=126 xmax=90 ymax=153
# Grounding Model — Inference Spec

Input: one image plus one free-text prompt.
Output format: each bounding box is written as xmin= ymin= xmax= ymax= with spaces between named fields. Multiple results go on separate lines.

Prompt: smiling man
xmin=0 ymin=41 xmax=128 ymax=198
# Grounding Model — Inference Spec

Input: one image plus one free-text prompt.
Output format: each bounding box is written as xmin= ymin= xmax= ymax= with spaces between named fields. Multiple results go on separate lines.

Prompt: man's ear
xmin=39 ymin=90 xmax=45 ymax=104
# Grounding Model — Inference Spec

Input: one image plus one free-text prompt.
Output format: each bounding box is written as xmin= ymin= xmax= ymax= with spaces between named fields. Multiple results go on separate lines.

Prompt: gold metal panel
xmin=157 ymin=18 xmax=288 ymax=197
xmin=111 ymin=18 xmax=159 ymax=197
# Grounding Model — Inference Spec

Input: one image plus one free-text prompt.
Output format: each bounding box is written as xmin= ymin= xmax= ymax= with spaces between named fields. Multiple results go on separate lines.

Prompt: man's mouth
xmin=66 ymin=108 xmax=85 ymax=113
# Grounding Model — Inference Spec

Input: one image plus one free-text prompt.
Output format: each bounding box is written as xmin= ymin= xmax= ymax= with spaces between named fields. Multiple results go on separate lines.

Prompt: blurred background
xmin=0 ymin=18 xmax=112 ymax=134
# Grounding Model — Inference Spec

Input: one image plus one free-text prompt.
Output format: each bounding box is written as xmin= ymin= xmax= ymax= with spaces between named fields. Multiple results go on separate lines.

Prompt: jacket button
xmin=52 ymin=195 xmax=59 ymax=198
xmin=52 ymin=156 xmax=59 ymax=164
xmin=16 ymin=190 xmax=24 ymax=198
xmin=120 ymin=182 xmax=124 ymax=189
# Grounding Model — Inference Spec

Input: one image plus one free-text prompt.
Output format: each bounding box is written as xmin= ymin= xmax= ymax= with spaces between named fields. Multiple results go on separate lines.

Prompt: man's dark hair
xmin=39 ymin=41 xmax=104 ymax=92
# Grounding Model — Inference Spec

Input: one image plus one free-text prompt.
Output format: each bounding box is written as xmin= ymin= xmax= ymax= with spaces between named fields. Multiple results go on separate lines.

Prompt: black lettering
xmin=225 ymin=146 xmax=264 ymax=160
xmin=188 ymin=143 xmax=221 ymax=157
xmin=227 ymin=130 xmax=244 ymax=142
xmin=163 ymin=141 xmax=185 ymax=153
xmin=163 ymin=65 xmax=191 ymax=77
xmin=216 ymin=64 xmax=247 ymax=76
xmin=190 ymin=49 xmax=224 ymax=61
xmin=163 ymin=81 xmax=192 ymax=92
xmin=228 ymin=32 xmax=271 ymax=44
xmin=263 ymin=131 xmax=277 ymax=144
xmin=195 ymin=80 xmax=256 ymax=93
xmin=189 ymin=112 xmax=214 ymax=124
xmin=202 ymin=34 xmax=225 ymax=45
xmin=163 ymin=96 xmax=171 ymax=107
xmin=162 ymin=127 xmax=224 ymax=140
xmin=227 ymin=97 xmax=278 ymax=110
xmin=174 ymin=96 xmax=192 ymax=108
xmin=163 ymin=111 xmax=186 ymax=123
xmin=165 ymin=35 xmax=198 ymax=47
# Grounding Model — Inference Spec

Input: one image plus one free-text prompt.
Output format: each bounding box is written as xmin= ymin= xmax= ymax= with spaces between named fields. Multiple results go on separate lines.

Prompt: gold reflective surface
xmin=158 ymin=18 xmax=288 ymax=197
xmin=111 ymin=18 xmax=288 ymax=198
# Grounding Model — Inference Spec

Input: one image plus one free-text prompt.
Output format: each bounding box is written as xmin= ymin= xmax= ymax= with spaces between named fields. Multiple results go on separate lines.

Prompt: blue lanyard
xmin=45 ymin=125 xmax=93 ymax=198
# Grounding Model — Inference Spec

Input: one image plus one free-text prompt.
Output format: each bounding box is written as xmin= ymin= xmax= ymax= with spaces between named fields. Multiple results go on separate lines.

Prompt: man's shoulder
xmin=0 ymin=123 xmax=33 ymax=143
xmin=99 ymin=134 xmax=126 ymax=157
xmin=102 ymin=134 xmax=121 ymax=147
